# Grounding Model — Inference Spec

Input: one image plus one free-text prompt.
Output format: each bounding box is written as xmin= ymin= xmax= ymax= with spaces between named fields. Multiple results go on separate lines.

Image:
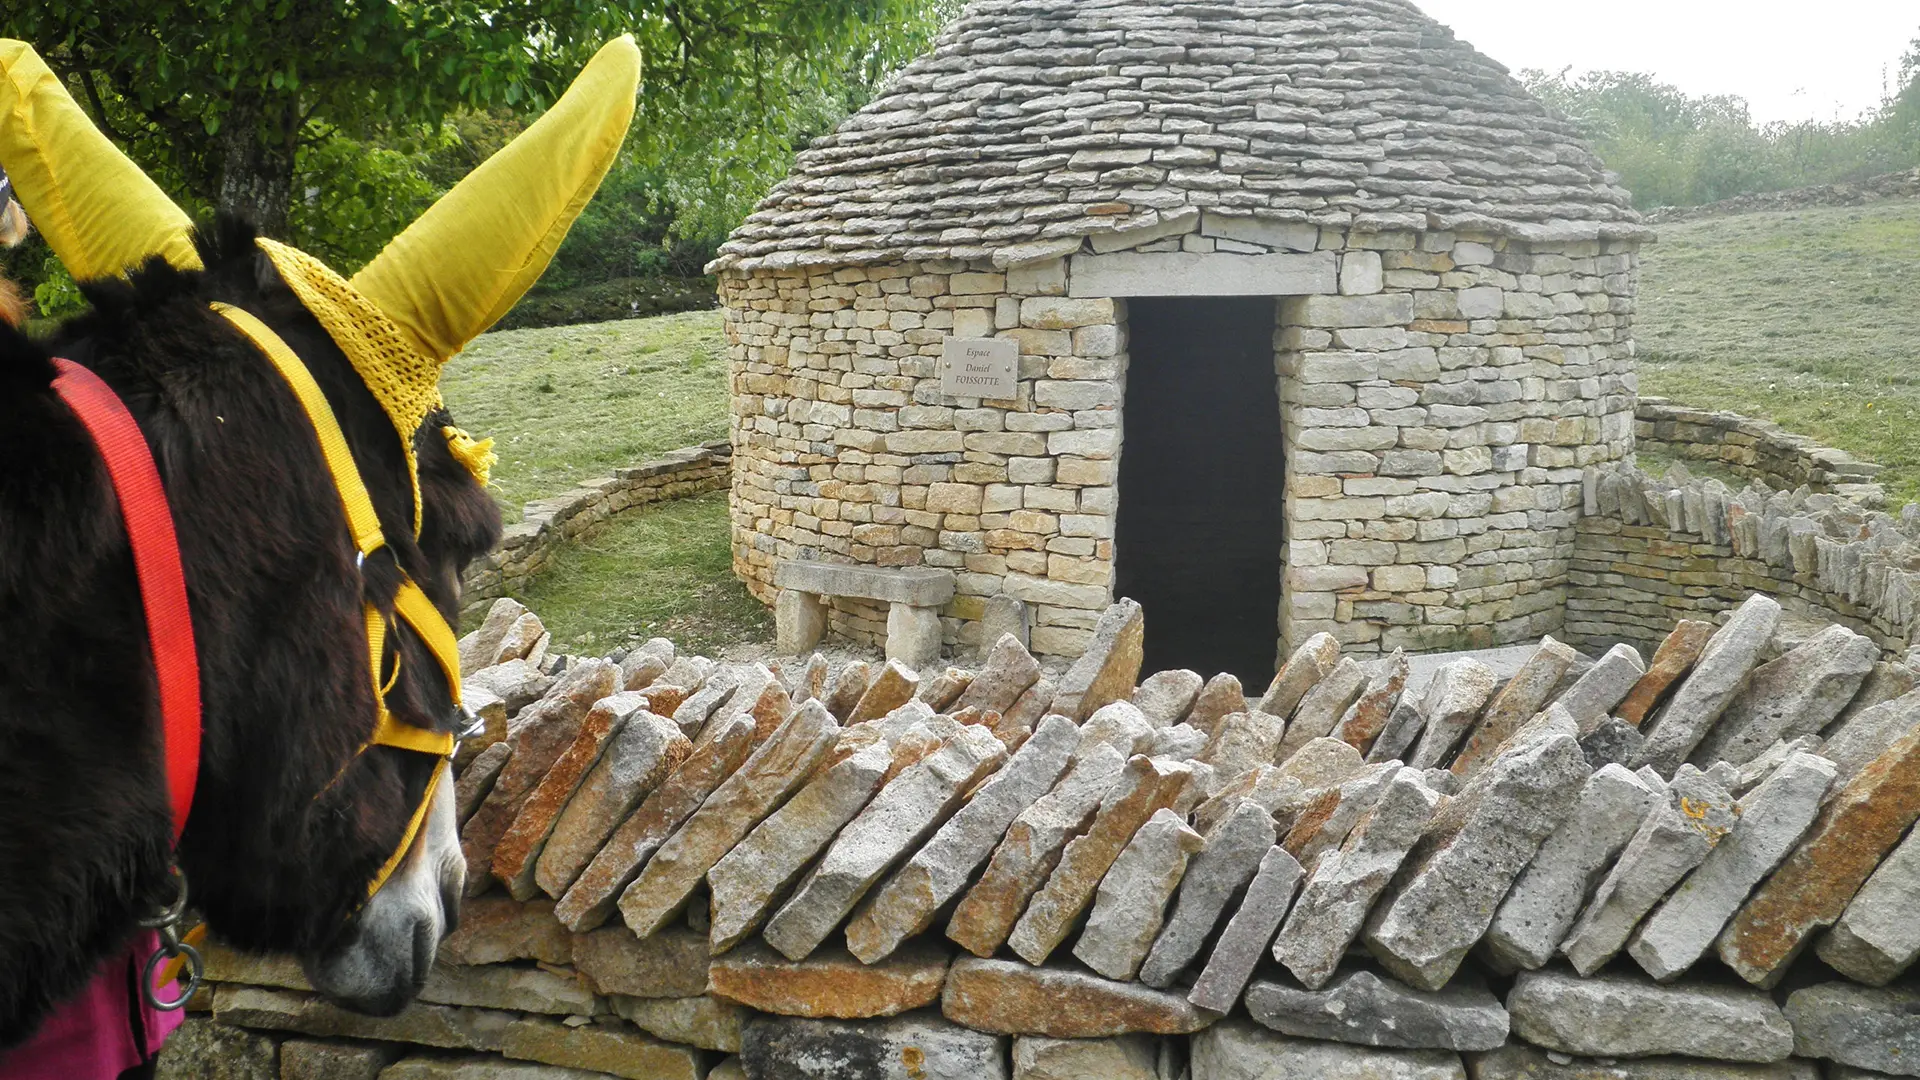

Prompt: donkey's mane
xmin=0 ymin=217 xmax=500 ymax=1045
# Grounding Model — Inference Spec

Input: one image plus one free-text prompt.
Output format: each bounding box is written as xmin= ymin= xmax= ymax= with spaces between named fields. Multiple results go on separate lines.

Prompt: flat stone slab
xmin=708 ymin=941 xmax=949 ymax=1020
xmin=1507 ymin=970 xmax=1794 ymax=1063
xmin=1562 ymin=765 xmax=1736 ymax=975
xmin=1692 ymin=623 xmax=1875 ymax=767
xmin=1633 ymin=594 xmax=1781 ymax=774
xmin=608 ymin=994 xmax=745 ymax=1053
xmin=1818 ymin=820 xmax=1920 ymax=984
xmin=1052 ymin=599 xmax=1145 ymax=722
xmin=1187 ymin=845 xmax=1304 ymax=1014
xmin=1259 ymin=632 xmax=1341 ymax=719
xmin=1616 ymin=620 xmax=1715 ymax=727
xmin=1012 ymin=1035 xmax=1158 ymax=1080
xmin=846 ymin=714 xmax=1077 ymax=963
xmin=1483 ymin=763 xmax=1660 ymax=971
xmin=1450 ymin=637 xmax=1578 ymax=778
xmin=569 ymin=926 xmax=712 ymax=999
xmin=1245 ymin=968 xmax=1509 ymax=1051
xmin=1273 ymin=767 xmax=1439 ymax=989
xmin=774 ymin=560 xmax=956 ymax=606
xmin=439 ymin=897 xmax=573 ymax=967
xmin=1552 ymin=643 xmax=1647 ymax=734
xmin=741 ymin=1011 xmax=1008 ymax=1080
xmin=1467 ymin=1042 xmax=1818 ymax=1080
xmin=1140 ymin=799 xmax=1279 ymax=988
xmin=940 ymin=957 xmax=1219 ymax=1037
xmin=534 ymin=709 xmax=688 ymax=899
xmin=1366 ymin=725 xmax=1589 ymax=990
xmin=1784 ymin=982 xmax=1920 ymax=1076
xmin=708 ymin=738 xmax=895 ymax=952
xmin=1628 ymin=752 xmax=1836 ymax=981
xmin=1072 ymin=807 xmax=1205 ymax=980
xmin=1191 ymin=1020 xmax=1467 ymax=1080
xmin=1718 ymin=722 xmax=1920 ymax=986
xmin=1407 ymin=658 xmax=1500 ymax=769
xmin=947 ymin=743 xmax=1130 ymax=958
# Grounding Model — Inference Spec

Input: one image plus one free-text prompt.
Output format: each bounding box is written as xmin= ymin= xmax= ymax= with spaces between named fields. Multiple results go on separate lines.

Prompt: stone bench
xmin=774 ymin=560 xmax=956 ymax=668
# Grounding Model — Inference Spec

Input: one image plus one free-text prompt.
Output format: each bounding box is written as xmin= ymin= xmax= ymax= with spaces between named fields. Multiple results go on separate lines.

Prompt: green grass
xmin=503 ymin=491 xmax=769 ymax=655
xmin=1637 ymin=199 xmax=1920 ymax=503
xmin=440 ymin=310 xmax=730 ymax=520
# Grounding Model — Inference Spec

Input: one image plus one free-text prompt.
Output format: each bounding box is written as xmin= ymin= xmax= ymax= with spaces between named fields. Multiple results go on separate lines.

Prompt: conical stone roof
xmin=711 ymin=0 xmax=1646 ymax=273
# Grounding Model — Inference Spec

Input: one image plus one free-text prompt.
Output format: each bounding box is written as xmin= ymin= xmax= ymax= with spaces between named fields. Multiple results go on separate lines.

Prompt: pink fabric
xmin=0 ymin=932 xmax=185 ymax=1079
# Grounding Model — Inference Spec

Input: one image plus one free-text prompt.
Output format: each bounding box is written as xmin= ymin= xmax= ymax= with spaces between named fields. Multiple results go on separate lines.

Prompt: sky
xmin=1413 ymin=1 xmax=1918 ymax=126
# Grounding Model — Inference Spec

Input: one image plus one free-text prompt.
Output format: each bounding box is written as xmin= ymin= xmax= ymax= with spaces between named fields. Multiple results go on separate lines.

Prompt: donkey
xmin=0 ymin=36 xmax=641 ymax=1050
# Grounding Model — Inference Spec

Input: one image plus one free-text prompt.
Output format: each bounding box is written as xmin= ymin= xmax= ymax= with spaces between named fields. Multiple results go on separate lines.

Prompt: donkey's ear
xmin=0 ymin=39 xmax=202 ymax=280
xmin=350 ymin=36 xmax=640 ymax=364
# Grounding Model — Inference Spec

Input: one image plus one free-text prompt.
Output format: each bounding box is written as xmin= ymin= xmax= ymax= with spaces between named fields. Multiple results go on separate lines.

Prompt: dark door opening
xmin=1115 ymin=296 xmax=1285 ymax=688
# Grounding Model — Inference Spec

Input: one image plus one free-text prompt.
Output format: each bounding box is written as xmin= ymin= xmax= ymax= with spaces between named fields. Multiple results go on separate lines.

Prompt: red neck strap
xmin=50 ymin=358 xmax=202 ymax=842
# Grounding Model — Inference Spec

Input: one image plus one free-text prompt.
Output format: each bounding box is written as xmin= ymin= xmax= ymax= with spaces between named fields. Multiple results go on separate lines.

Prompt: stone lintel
xmin=1067 ymin=251 xmax=1338 ymax=298
xmin=774 ymin=560 xmax=957 ymax=607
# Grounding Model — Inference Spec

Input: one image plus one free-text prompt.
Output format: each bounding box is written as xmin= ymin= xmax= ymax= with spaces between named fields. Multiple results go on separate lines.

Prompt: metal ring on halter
xmin=456 ymin=706 xmax=486 ymax=744
xmin=141 ymin=937 xmax=203 ymax=1011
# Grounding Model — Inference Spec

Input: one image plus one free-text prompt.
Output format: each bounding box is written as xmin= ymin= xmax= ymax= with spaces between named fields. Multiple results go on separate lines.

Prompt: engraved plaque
xmin=939 ymin=338 xmax=1019 ymax=400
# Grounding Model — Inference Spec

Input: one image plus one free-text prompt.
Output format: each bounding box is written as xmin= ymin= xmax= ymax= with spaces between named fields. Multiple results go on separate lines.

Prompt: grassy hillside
xmin=440 ymin=310 xmax=730 ymax=520
xmin=1637 ymin=200 xmax=1920 ymax=503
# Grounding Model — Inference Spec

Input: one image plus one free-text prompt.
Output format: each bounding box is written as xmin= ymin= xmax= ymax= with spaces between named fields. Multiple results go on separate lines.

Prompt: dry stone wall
xmin=460 ymin=442 xmax=732 ymax=619
xmin=173 ymin=593 xmax=1920 ymax=1080
xmin=1568 ymin=459 xmax=1920 ymax=659
xmin=724 ymin=222 xmax=1638 ymax=663
xmin=1635 ymin=399 xmax=1887 ymax=506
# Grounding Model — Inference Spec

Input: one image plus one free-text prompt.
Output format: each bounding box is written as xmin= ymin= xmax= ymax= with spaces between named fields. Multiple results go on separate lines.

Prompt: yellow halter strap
xmin=211 ymin=302 xmax=461 ymax=899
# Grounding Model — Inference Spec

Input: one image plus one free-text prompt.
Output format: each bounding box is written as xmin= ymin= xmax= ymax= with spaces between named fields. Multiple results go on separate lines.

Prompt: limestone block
xmin=461 ymin=597 xmax=528 ymax=674
xmin=1332 ymin=649 xmax=1409 ymax=754
xmin=1008 ymin=756 xmax=1192 ymax=965
xmin=1187 ymin=845 xmax=1305 ymax=1013
xmin=1466 ymin=1044 xmax=1817 ymax=1080
xmin=1148 ymin=722 xmax=1208 ymax=760
xmin=955 ymin=633 xmax=1042 ymax=714
xmin=1132 ymin=669 xmax=1204 ymax=725
xmin=850 ymin=659 xmax=922 ymax=723
xmin=554 ymin=712 xmax=759 ymax=932
xmin=533 ymin=709 xmax=687 ymax=899
xmin=609 ymin=994 xmax=744 ymax=1052
xmin=847 ymin=715 xmax=1077 ymax=963
xmin=153 ymin=1019 xmax=276 ymax=1080
xmin=570 ymin=925 xmax=712 ymax=998
xmin=774 ymin=560 xmax=956 ymax=606
xmin=741 ymin=1012 xmax=1008 ymax=1080
xmin=1408 ymin=659 xmax=1500 ymax=769
xmin=981 ymin=595 xmax=1030 ymax=653
xmin=278 ymin=1039 xmax=396 ymax=1080
xmin=1200 ymin=212 xmax=1320 ymax=252
xmin=1072 ymin=807 xmax=1206 ymax=980
xmin=1012 ymin=1035 xmax=1158 ymax=1080
xmin=1561 ymin=766 xmax=1737 ymax=975
xmin=1259 ymin=633 xmax=1341 ymax=719
xmin=1190 ymin=1021 xmax=1466 ymax=1080
xmin=1719 ymin=722 xmax=1920 ymax=986
xmin=1078 ymin=700 xmax=1158 ymax=758
xmin=824 ymin=660 xmax=874 ymax=721
xmin=1616 ymin=620 xmax=1714 ymax=726
xmin=1052 ymin=599 xmax=1145 ymax=721
xmin=887 ymin=602 xmax=944 ymax=668
xmin=1450 ymin=638 xmax=1579 ymax=778
xmin=1365 ymin=728 xmax=1589 ymax=990
xmin=1629 ymin=752 xmax=1836 ymax=981
xmin=1280 ymin=657 xmax=1370 ymax=760
xmin=1633 ymin=595 xmax=1781 ymax=773
xmin=1245 ymin=969 xmax=1508 ymax=1051
xmin=708 ymin=739 xmax=895 ymax=952
xmin=709 ymin=940 xmax=948 ymax=1020
xmin=1483 ymin=764 xmax=1661 ymax=971
xmin=1579 ymin=716 xmax=1646 ymax=769
xmin=1783 ymin=982 xmax=1920 ymax=1076
xmin=775 ymin=589 xmax=827 ymax=654
xmin=1141 ymin=800 xmax=1280 ymax=988
xmin=1507 ymin=970 xmax=1794 ymax=1063
xmin=1069 ymin=250 xmax=1337 ymax=298
xmin=1821 ymin=686 xmax=1920 ymax=782
xmin=1273 ymin=767 xmax=1440 ymax=989
xmin=1199 ymin=710 xmax=1287 ymax=786
xmin=1692 ymin=623 xmax=1876 ymax=766
xmin=947 ymin=744 xmax=1130 ymax=957
xmin=941 ymin=957 xmax=1218 ymax=1038
xmin=1282 ymin=763 xmax=1397 ymax=868
xmin=1188 ymin=673 xmax=1247 ymax=737
xmin=764 ymin=725 xmax=1007 ymax=960
xmin=439 ymin=896 xmax=571 ymax=967
xmin=491 ymin=681 xmax=637 ymax=900
xmin=463 ymin=659 xmax=553 ymax=714
xmin=1369 ymin=697 xmax=1428 ymax=764
xmin=618 ymin=700 xmax=838 ymax=936
xmin=456 ymin=742 xmax=511 ymax=828
xmin=1818 ymin=822 xmax=1920 ymax=984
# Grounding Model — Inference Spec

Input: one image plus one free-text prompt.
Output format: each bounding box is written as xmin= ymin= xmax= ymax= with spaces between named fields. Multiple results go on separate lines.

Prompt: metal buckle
xmin=137 ymin=864 xmax=204 ymax=1011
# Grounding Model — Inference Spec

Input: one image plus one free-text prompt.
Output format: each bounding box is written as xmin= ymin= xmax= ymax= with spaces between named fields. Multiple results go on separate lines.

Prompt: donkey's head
xmin=0 ymin=36 xmax=637 ymax=1024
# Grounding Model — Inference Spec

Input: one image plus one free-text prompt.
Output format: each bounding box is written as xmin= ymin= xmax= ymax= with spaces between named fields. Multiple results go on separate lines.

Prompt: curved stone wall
xmin=1635 ymin=399 xmax=1887 ymax=506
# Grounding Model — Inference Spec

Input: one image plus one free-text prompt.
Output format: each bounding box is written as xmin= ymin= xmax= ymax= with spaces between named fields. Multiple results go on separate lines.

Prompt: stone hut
xmin=713 ymin=0 xmax=1651 ymax=684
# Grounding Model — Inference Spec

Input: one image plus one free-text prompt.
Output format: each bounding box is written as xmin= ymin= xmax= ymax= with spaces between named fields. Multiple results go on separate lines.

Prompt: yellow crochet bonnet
xmin=0 ymin=36 xmax=640 ymax=523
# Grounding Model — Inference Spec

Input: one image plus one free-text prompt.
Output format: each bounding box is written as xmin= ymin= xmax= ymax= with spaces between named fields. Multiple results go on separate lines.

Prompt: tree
xmin=2 ymin=0 xmax=949 ymax=236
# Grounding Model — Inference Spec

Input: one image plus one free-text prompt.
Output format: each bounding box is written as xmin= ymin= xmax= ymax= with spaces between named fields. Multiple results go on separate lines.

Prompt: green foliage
xmin=1524 ymin=45 xmax=1920 ymax=209
xmin=31 ymin=255 xmax=85 ymax=318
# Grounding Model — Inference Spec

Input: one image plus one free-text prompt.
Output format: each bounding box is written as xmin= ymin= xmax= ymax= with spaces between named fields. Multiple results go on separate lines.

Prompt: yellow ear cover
xmin=0 ymin=39 xmax=202 ymax=280
xmin=350 ymin=36 xmax=640 ymax=364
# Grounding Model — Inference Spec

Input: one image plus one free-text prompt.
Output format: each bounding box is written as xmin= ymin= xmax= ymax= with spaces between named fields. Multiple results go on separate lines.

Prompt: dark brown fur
xmin=0 ymin=217 xmax=502 ymax=1047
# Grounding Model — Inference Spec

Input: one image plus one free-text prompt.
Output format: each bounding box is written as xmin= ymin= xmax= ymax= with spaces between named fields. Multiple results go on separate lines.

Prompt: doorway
xmin=1114 ymin=297 xmax=1285 ymax=687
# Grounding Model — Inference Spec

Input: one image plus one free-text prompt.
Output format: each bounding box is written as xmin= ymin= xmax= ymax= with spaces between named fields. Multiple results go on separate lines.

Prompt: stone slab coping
xmin=775 ymin=561 xmax=957 ymax=608
xmin=1380 ymin=643 xmax=1582 ymax=700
